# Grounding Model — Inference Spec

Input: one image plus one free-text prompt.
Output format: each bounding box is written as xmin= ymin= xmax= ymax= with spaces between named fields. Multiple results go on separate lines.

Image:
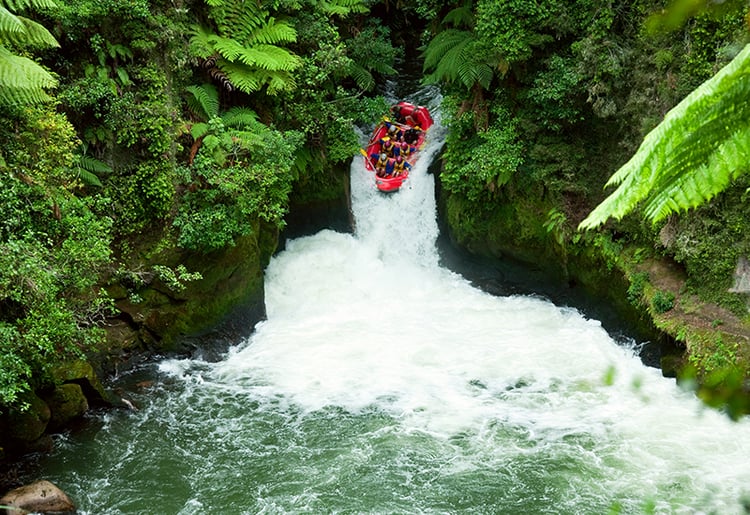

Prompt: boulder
xmin=0 ymin=480 xmax=75 ymax=514
xmin=4 ymin=392 xmax=50 ymax=443
xmin=40 ymin=384 xmax=88 ymax=432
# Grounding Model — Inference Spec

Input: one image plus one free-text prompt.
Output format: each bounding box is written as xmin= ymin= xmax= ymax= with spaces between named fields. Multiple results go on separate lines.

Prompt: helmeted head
xmin=401 ymin=141 xmax=408 ymax=149
xmin=380 ymin=153 xmax=387 ymax=161
xmin=396 ymin=155 xmax=403 ymax=163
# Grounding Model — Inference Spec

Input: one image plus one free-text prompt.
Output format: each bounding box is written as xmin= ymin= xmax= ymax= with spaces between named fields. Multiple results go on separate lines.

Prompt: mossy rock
xmin=41 ymin=383 xmax=88 ymax=432
xmin=4 ymin=392 xmax=50 ymax=442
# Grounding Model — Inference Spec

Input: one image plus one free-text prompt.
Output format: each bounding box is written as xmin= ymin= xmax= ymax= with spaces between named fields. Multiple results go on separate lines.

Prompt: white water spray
xmin=43 ymin=102 xmax=750 ymax=514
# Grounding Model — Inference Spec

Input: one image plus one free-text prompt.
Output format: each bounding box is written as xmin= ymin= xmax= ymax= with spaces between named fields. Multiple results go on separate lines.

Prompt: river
xmin=37 ymin=98 xmax=750 ymax=514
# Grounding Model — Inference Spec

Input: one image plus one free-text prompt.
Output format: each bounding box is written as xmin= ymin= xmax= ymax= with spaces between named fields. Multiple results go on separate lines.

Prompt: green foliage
xmin=0 ymin=0 xmax=59 ymax=106
xmin=627 ymin=271 xmax=649 ymax=306
xmin=421 ymin=2 xmax=504 ymax=92
xmin=173 ymin=124 xmax=303 ymax=252
xmin=580 ymin=44 xmax=750 ymax=230
xmin=473 ymin=0 xmax=556 ymax=64
xmin=189 ymin=2 xmax=301 ymax=95
xmin=520 ymin=54 xmax=584 ymax=130
xmin=440 ymin=100 xmax=524 ymax=201
xmin=0 ymin=105 xmax=113 ymax=407
xmin=651 ymin=290 xmax=676 ymax=314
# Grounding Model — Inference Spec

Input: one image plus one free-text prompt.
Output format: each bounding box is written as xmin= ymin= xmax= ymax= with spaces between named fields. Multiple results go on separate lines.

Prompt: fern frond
xmin=366 ymin=59 xmax=396 ymax=77
xmin=579 ymin=43 xmax=750 ymax=229
xmin=442 ymin=2 xmax=475 ymax=29
xmin=348 ymin=62 xmax=374 ymax=91
xmin=221 ymin=107 xmax=258 ymax=129
xmin=190 ymin=121 xmax=209 ymax=140
xmin=217 ymin=60 xmax=262 ymax=93
xmin=244 ymin=18 xmax=297 ymax=46
xmin=218 ymin=60 xmax=295 ymax=95
xmin=77 ymin=154 xmax=112 ymax=174
xmin=0 ymin=7 xmax=24 ymax=36
xmin=262 ymin=69 xmax=296 ymax=95
xmin=4 ymin=0 xmax=58 ymax=10
xmin=188 ymin=25 xmax=216 ymax=59
xmin=319 ymin=0 xmax=368 ymax=16
xmin=76 ymin=167 xmax=103 ymax=187
xmin=0 ymin=45 xmax=55 ymax=105
xmin=643 ymin=126 xmax=750 ymax=222
xmin=10 ymin=16 xmax=58 ymax=48
xmin=422 ymin=29 xmax=472 ymax=71
xmin=185 ymin=83 xmax=219 ymax=120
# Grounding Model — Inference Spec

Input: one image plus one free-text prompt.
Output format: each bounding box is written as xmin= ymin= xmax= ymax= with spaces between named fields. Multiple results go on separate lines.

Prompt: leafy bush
xmin=174 ymin=126 xmax=303 ymax=252
xmin=441 ymin=100 xmax=524 ymax=201
xmin=652 ymin=290 xmax=676 ymax=314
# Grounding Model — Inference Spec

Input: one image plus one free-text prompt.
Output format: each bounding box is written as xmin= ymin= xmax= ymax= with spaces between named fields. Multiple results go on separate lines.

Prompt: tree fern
xmin=579 ymin=43 xmax=750 ymax=230
xmin=0 ymin=0 xmax=58 ymax=106
xmin=347 ymin=62 xmax=374 ymax=92
xmin=319 ymin=0 xmax=368 ymax=16
xmin=189 ymin=1 xmax=301 ymax=95
xmin=221 ymin=107 xmax=258 ymax=129
xmin=185 ymin=83 xmax=220 ymax=120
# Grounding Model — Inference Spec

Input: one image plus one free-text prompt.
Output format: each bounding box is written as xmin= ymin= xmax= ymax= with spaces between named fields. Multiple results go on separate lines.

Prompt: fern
xmin=0 ymin=1 xmax=58 ymax=105
xmin=0 ymin=46 xmax=55 ymax=104
xmin=319 ymin=0 xmax=368 ymax=16
xmin=348 ymin=63 xmax=374 ymax=92
xmin=579 ymin=43 xmax=750 ymax=229
xmin=189 ymin=1 xmax=300 ymax=95
xmin=186 ymin=83 xmax=220 ymax=120
xmin=221 ymin=107 xmax=258 ymax=128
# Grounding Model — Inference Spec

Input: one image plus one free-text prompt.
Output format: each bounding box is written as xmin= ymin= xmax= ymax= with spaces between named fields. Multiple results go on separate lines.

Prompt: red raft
xmin=361 ymin=102 xmax=434 ymax=193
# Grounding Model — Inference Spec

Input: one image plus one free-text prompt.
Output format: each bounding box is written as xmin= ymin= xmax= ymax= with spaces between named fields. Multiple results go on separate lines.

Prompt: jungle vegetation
xmin=1 ymin=0 xmax=749 ymax=415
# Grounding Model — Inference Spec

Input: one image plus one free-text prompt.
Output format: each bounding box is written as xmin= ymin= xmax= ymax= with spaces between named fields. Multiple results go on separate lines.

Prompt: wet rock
xmin=40 ymin=384 xmax=88 ymax=432
xmin=4 ymin=392 xmax=50 ymax=443
xmin=0 ymin=480 xmax=76 ymax=514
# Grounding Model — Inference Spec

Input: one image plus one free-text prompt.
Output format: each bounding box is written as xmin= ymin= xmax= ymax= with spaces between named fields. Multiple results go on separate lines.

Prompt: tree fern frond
xmin=221 ymin=107 xmax=258 ymax=128
xmin=348 ymin=62 xmax=374 ymax=91
xmin=319 ymin=0 xmax=368 ymax=16
xmin=4 ymin=0 xmax=59 ymax=10
xmin=185 ymin=83 xmax=219 ymax=120
xmin=263 ymin=69 xmax=296 ymax=95
xmin=218 ymin=60 xmax=295 ymax=95
xmin=431 ymin=36 xmax=473 ymax=85
xmin=188 ymin=25 xmax=217 ymax=59
xmin=422 ymin=29 xmax=473 ymax=71
xmin=77 ymin=154 xmax=112 ymax=175
xmin=643 ymin=126 xmax=750 ymax=222
xmin=190 ymin=121 xmax=209 ymax=140
xmin=366 ymin=58 xmax=396 ymax=77
xmin=442 ymin=2 xmax=475 ymax=29
xmin=76 ymin=167 xmax=103 ymax=187
xmin=0 ymin=45 xmax=55 ymax=105
xmin=244 ymin=18 xmax=297 ymax=46
xmin=218 ymin=60 xmax=262 ymax=93
xmin=9 ymin=16 xmax=58 ymax=48
xmin=579 ymin=43 xmax=750 ymax=230
xmin=235 ymin=44 xmax=300 ymax=71
xmin=0 ymin=7 xmax=24 ymax=35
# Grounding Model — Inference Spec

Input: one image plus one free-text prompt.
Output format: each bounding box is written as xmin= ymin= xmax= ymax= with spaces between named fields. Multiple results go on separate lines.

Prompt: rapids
xmin=37 ymin=99 xmax=750 ymax=514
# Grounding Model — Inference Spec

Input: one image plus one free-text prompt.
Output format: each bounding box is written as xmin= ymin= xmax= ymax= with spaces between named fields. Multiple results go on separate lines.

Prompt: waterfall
xmin=38 ymin=101 xmax=750 ymax=515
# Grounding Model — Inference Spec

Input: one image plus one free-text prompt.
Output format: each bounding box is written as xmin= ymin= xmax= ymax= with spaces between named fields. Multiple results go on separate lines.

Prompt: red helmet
xmin=396 ymin=155 xmax=403 ymax=163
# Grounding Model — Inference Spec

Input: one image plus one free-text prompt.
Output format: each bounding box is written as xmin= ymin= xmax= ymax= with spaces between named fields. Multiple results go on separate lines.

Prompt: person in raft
xmin=399 ymin=141 xmax=416 ymax=158
xmin=379 ymin=136 xmax=398 ymax=157
xmin=383 ymin=119 xmax=404 ymax=141
xmin=371 ymin=152 xmax=388 ymax=175
xmin=393 ymin=155 xmax=411 ymax=176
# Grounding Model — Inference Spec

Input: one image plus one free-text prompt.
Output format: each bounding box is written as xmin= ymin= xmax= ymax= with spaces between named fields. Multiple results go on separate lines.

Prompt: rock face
xmin=0 ymin=480 xmax=76 ymax=514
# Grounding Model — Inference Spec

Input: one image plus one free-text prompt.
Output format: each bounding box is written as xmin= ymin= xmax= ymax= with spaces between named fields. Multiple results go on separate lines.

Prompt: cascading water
xmin=37 ymin=100 xmax=750 ymax=514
